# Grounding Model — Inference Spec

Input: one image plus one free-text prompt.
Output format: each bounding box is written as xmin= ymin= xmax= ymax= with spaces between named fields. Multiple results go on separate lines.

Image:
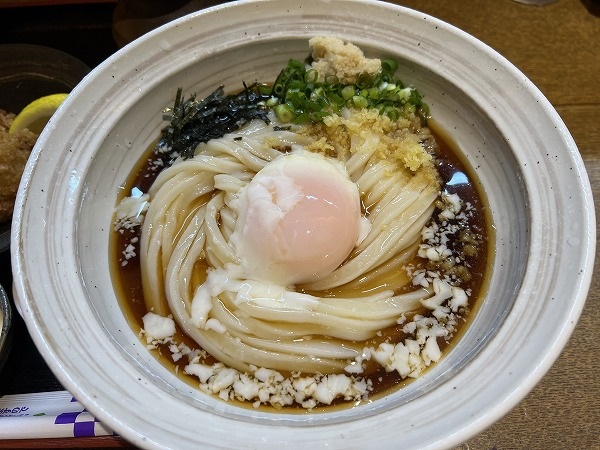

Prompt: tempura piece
xmin=0 ymin=109 xmax=38 ymax=223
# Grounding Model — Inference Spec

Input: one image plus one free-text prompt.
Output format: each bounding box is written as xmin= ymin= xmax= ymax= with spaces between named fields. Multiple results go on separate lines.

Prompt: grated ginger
xmin=309 ymin=36 xmax=382 ymax=85
xmin=301 ymin=108 xmax=438 ymax=183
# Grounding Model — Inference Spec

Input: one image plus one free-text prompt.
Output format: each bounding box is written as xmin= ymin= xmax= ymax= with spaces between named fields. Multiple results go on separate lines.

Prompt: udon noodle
xmin=113 ymin=37 xmax=490 ymax=410
xmin=141 ymin=117 xmax=439 ymax=374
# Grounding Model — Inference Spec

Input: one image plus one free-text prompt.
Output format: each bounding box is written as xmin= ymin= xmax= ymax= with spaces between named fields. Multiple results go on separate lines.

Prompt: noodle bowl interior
xmin=112 ymin=37 xmax=491 ymax=411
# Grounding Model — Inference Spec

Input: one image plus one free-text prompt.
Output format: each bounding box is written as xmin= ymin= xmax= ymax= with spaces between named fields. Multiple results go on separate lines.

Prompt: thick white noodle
xmin=139 ymin=118 xmax=439 ymax=374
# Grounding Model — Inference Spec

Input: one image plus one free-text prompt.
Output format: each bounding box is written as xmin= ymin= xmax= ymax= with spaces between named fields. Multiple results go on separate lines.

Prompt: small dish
xmin=0 ymin=44 xmax=90 ymax=253
xmin=0 ymin=224 xmax=9 ymax=254
xmin=0 ymin=44 xmax=90 ymax=114
xmin=0 ymin=283 xmax=11 ymax=373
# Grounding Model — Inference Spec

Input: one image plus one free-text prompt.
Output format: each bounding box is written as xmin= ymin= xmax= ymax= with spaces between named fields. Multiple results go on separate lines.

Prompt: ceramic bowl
xmin=0 ymin=283 xmax=11 ymax=373
xmin=11 ymin=1 xmax=595 ymax=448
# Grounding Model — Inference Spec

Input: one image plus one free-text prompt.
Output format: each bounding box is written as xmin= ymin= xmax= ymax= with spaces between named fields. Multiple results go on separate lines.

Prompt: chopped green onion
xmin=381 ymin=59 xmax=399 ymax=74
xmin=341 ymin=85 xmax=356 ymax=100
xmin=267 ymin=57 xmax=429 ymax=125
xmin=367 ymin=88 xmax=379 ymax=99
xmin=352 ymin=95 xmax=368 ymax=109
xmin=274 ymin=103 xmax=296 ymax=123
xmin=265 ymin=97 xmax=280 ymax=107
xmin=305 ymin=69 xmax=319 ymax=84
xmin=356 ymin=73 xmax=372 ymax=89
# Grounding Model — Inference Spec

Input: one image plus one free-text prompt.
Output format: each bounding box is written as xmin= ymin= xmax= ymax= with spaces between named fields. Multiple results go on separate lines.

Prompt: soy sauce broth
xmin=110 ymin=119 xmax=493 ymax=411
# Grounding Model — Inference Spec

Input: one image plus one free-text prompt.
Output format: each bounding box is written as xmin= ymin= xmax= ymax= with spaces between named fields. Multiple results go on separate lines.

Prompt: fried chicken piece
xmin=0 ymin=109 xmax=38 ymax=223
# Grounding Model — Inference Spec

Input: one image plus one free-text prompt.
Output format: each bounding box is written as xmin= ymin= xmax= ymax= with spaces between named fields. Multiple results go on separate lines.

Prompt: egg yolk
xmin=231 ymin=150 xmax=362 ymax=286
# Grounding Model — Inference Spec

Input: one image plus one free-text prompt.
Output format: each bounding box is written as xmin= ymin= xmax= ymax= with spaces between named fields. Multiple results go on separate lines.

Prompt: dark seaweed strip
xmin=158 ymin=83 xmax=270 ymax=160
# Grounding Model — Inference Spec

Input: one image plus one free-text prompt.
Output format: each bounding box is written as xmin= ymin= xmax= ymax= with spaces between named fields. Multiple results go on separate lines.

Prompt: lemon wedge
xmin=8 ymin=93 xmax=68 ymax=135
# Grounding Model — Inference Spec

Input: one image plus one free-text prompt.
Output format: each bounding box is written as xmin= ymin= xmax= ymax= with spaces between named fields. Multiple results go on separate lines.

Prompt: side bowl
xmin=0 ymin=283 xmax=12 ymax=374
xmin=0 ymin=44 xmax=90 ymax=253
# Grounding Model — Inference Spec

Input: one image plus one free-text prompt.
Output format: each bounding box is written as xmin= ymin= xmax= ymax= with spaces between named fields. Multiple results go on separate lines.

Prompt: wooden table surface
xmin=0 ymin=0 xmax=598 ymax=448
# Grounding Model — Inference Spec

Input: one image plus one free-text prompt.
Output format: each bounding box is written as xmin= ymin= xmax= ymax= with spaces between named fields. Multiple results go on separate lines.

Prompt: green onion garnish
xmin=267 ymin=57 xmax=429 ymax=124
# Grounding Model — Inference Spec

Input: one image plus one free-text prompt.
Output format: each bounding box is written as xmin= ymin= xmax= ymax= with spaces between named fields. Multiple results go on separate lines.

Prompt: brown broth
xmin=110 ymin=118 xmax=493 ymax=411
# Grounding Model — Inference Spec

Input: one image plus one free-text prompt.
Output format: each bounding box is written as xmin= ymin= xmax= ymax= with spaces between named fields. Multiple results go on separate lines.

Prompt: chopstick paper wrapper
xmin=0 ymin=391 xmax=115 ymax=439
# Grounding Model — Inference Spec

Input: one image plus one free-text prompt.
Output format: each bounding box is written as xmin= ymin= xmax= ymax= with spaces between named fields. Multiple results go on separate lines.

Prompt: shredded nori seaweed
xmin=158 ymin=83 xmax=270 ymax=160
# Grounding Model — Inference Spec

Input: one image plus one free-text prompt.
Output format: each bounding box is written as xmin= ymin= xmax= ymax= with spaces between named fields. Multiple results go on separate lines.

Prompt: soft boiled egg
xmin=230 ymin=148 xmax=363 ymax=286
